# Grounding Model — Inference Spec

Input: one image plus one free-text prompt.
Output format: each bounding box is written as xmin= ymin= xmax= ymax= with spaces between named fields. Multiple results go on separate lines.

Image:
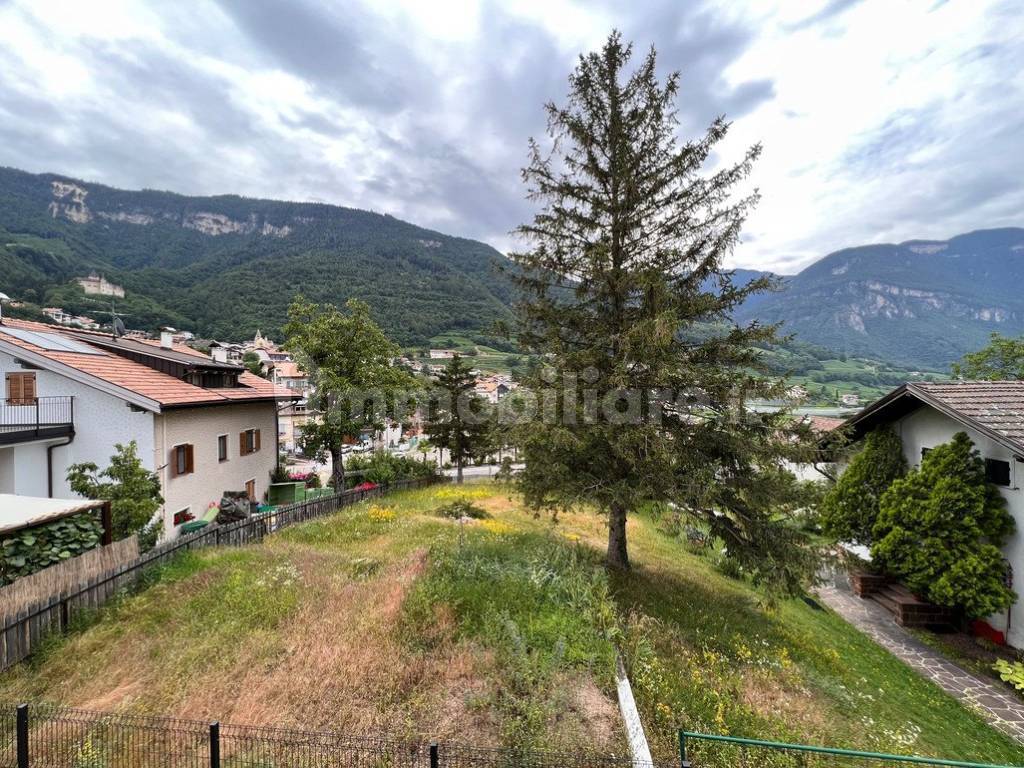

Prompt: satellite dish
xmin=113 ymin=315 xmax=127 ymax=337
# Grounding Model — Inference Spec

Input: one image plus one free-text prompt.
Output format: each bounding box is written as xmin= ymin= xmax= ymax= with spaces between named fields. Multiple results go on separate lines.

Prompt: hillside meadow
xmin=2 ymin=484 xmax=1022 ymax=765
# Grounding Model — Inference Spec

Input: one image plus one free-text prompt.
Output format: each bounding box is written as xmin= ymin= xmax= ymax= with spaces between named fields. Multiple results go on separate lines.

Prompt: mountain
xmin=737 ymin=228 xmax=1024 ymax=370
xmin=0 ymin=167 xmax=513 ymax=346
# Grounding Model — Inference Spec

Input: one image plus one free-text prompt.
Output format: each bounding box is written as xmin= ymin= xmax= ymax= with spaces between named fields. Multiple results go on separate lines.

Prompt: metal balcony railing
xmin=0 ymin=396 xmax=75 ymax=445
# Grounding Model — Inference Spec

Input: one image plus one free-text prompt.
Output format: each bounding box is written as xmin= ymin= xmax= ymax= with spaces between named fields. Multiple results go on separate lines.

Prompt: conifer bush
xmin=871 ymin=432 xmax=1015 ymax=618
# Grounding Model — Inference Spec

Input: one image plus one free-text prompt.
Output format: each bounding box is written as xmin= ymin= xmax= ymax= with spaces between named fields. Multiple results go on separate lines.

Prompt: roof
xmin=0 ymin=495 xmax=106 ymax=535
xmin=0 ymin=319 xmax=297 ymax=411
xmin=805 ymin=415 xmax=845 ymax=433
xmin=270 ymin=361 xmax=304 ymax=378
xmin=844 ymin=380 xmax=1024 ymax=455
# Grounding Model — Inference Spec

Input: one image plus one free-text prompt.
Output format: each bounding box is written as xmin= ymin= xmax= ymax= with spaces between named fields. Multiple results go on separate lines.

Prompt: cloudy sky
xmin=1 ymin=0 xmax=1021 ymax=273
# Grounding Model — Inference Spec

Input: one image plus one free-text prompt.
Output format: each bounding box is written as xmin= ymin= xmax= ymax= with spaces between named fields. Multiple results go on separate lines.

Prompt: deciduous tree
xmin=283 ymin=297 xmax=412 ymax=489
xmin=952 ymin=333 xmax=1024 ymax=380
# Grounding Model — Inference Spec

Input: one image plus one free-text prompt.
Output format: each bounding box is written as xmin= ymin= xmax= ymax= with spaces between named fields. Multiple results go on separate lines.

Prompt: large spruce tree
xmin=510 ymin=32 xmax=817 ymax=586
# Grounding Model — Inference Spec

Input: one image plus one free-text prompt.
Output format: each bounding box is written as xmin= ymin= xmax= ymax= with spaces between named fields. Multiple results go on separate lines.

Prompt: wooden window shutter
xmin=254 ymin=429 xmax=261 ymax=452
xmin=23 ymin=374 xmax=36 ymax=403
xmin=240 ymin=431 xmax=248 ymax=456
xmin=169 ymin=447 xmax=179 ymax=478
xmin=6 ymin=374 xmax=21 ymax=404
xmin=185 ymin=444 xmax=195 ymax=474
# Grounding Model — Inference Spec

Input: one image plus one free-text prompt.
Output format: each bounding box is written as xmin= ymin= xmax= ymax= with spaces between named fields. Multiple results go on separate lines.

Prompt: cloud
xmin=0 ymin=0 xmax=1020 ymax=275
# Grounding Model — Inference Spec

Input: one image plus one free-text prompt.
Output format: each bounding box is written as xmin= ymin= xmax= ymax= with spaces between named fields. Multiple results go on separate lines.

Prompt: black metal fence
xmin=0 ymin=397 xmax=74 ymax=445
xmin=0 ymin=703 xmax=654 ymax=768
xmin=0 ymin=477 xmax=442 ymax=671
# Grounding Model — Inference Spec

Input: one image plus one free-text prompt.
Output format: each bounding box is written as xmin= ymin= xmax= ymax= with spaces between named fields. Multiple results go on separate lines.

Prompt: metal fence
xmin=0 ymin=477 xmax=442 ymax=671
xmin=678 ymin=731 xmax=1020 ymax=768
xmin=0 ymin=703 xmax=655 ymax=768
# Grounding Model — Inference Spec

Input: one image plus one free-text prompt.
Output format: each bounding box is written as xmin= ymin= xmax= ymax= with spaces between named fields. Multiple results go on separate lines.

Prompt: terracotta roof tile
xmin=0 ymin=319 xmax=295 ymax=409
xmin=909 ymin=381 xmax=1024 ymax=451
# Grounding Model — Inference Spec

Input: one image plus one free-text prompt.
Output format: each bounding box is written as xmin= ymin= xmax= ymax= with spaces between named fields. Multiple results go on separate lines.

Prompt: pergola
xmin=0 ymin=495 xmax=112 ymax=544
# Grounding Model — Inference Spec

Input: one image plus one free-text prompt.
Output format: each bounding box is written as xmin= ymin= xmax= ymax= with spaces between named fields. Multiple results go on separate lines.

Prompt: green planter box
xmin=268 ymin=482 xmax=305 ymax=506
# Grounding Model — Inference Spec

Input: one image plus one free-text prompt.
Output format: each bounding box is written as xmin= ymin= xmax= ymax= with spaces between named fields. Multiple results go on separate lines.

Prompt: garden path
xmin=818 ymin=577 xmax=1024 ymax=746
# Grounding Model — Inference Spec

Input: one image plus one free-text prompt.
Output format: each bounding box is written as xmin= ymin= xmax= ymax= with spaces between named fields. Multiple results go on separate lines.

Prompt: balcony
xmin=0 ymin=396 xmax=75 ymax=446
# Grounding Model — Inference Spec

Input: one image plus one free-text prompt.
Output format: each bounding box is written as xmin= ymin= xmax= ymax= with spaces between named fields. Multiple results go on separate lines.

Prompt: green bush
xmin=0 ymin=512 xmax=103 ymax=584
xmin=344 ymin=451 xmax=438 ymax=487
xmin=872 ymin=432 xmax=1015 ymax=618
xmin=821 ymin=427 xmax=906 ymax=544
xmin=435 ymin=499 xmax=489 ymax=519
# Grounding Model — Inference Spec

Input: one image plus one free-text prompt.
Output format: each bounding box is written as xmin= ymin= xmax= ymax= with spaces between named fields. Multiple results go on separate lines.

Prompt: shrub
xmin=994 ymin=659 xmax=1024 ymax=692
xmin=872 ymin=432 xmax=1015 ymax=618
xmin=820 ymin=427 xmax=906 ymax=544
xmin=344 ymin=451 xmax=438 ymax=487
xmin=435 ymin=499 xmax=490 ymax=519
xmin=0 ymin=512 xmax=103 ymax=584
xmin=66 ymin=441 xmax=163 ymax=546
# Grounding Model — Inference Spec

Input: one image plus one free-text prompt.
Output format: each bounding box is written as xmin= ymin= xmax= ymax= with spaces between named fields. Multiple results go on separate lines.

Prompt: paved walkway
xmin=817 ymin=577 xmax=1024 ymax=745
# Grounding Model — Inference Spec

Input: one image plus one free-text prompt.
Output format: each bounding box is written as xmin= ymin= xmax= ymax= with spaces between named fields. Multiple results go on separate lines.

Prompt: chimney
xmin=159 ymin=327 xmax=175 ymax=350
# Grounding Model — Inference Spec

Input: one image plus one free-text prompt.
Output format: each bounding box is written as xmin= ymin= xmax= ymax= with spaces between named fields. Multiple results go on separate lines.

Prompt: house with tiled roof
xmin=842 ymin=380 xmax=1024 ymax=647
xmin=0 ymin=319 xmax=297 ymax=537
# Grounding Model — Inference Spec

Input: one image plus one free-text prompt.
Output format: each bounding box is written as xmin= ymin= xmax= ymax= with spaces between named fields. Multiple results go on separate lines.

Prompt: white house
xmin=0 ymin=319 xmax=297 ymax=536
xmin=842 ymin=381 xmax=1024 ymax=647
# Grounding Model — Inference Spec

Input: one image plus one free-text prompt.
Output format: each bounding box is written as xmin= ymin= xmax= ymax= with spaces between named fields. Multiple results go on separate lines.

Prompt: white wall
xmin=0 ymin=349 xmax=155 ymax=498
xmin=154 ymin=402 xmax=278 ymax=533
xmin=890 ymin=406 xmax=1024 ymax=648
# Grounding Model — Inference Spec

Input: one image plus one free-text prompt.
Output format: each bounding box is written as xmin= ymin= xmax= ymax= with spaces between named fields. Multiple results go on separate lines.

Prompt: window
xmin=985 ymin=458 xmax=1011 ymax=487
xmin=217 ymin=434 xmax=229 ymax=462
xmin=239 ymin=428 xmax=261 ymax=456
xmin=169 ymin=444 xmax=194 ymax=478
xmin=921 ymin=447 xmax=931 ymax=460
xmin=5 ymin=372 xmax=36 ymax=405
xmin=173 ymin=508 xmax=193 ymax=526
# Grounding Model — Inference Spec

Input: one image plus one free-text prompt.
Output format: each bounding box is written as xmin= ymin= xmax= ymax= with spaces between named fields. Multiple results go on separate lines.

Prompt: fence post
xmin=678 ymin=730 xmax=689 ymax=768
xmin=430 ymin=742 xmax=439 ymax=768
xmin=16 ymin=704 xmax=28 ymax=768
xmin=210 ymin=721 xmax=220 ymax=768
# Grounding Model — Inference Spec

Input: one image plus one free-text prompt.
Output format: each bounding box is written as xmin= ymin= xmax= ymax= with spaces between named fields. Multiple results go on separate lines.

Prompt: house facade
xmin=842 ymin=381 xmax=1024 ymax=647
xmin=0 ymin=319 xmax=296 ymax=537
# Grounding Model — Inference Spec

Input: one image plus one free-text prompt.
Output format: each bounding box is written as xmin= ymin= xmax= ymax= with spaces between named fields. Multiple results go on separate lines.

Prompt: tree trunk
xmin=331 ymin=446 xmax=345 ymax=491
xmin=606 ymin=502 xmax=630 ymax=570
xmin=456 ymin=458 xmax=464 ymax=484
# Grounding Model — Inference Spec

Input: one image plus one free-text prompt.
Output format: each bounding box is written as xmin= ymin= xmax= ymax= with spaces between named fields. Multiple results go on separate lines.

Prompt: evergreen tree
xmin=872 ymin=432 xmax=1015 ymax=617
xmin=426 ymin=354 xmax=491 ymax=483
xmin=67 ymin=441 xmax=163 ymax=547
xmin=283 ymin=297 xmax=412 ymax=490
xmin=820 ymin=427 xmax=906 ymax=544
xmin=510 ymin=32 xmax=818 ymax=585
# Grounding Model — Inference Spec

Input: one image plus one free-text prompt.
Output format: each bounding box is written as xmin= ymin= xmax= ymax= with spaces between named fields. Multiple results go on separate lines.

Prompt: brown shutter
xmin=23 ymin=374 xmax=36 ymax=403
xmin=254 ymin=429 xmax=261 ymax=452
xmin=240 ymin=431 xmax=248 ymax=456
xmin=169 ymin=447 xmax=179 ymax=478
xmin=5 ymin=374 xmax=21 ymax=404
xmin=185 ymin=444 xmax=194 ymax=474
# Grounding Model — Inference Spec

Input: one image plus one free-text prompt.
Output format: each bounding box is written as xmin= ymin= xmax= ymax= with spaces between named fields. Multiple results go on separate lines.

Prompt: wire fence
xmin=679 ymin=731 xmax=1021 ymax=768
xmin=0 ymin=702 xmax=659 ymax=768
xmin=0 ymin=477 xmax=443 ymax=671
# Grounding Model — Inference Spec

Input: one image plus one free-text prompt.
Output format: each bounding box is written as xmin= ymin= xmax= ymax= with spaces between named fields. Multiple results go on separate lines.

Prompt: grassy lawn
xmin=2 ymin=484 xmax=1022 ymax=764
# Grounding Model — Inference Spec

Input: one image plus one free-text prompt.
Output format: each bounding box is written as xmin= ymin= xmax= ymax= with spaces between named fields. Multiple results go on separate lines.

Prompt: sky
xmin=0 ymin=0 xmax=1021 ymax=274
